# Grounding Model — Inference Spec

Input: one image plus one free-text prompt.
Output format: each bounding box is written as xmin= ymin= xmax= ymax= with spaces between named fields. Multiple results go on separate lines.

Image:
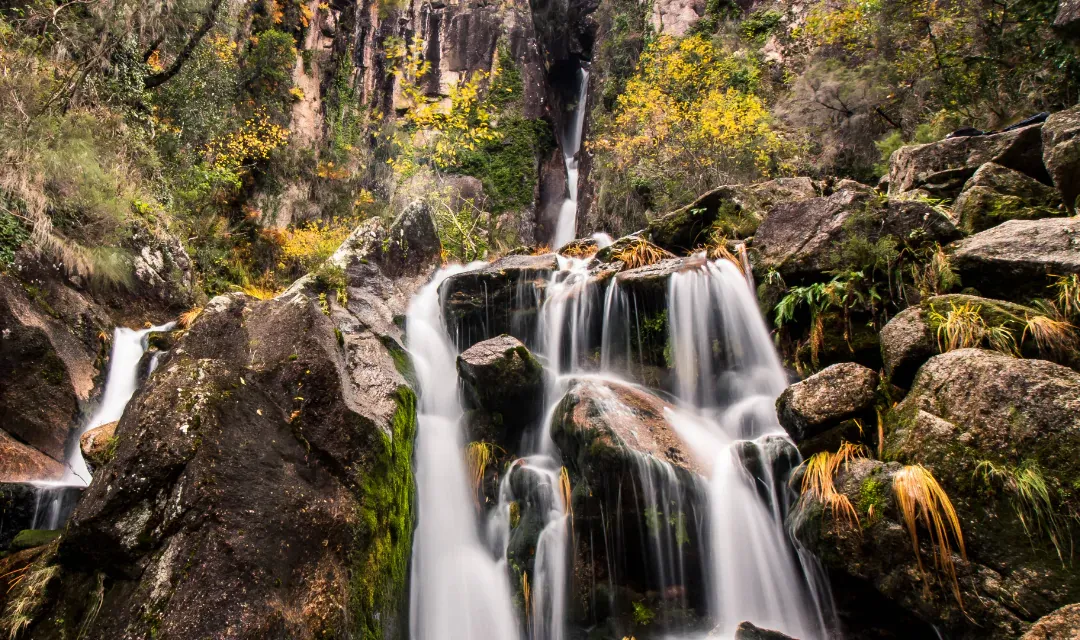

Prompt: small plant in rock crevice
xmin=892 ymin=464 xmax=966 ymax=608
xmin=612 ymin=237 xmax=673 ymax=270
xmin=974 ymin=460 xmax=1073 ymax=564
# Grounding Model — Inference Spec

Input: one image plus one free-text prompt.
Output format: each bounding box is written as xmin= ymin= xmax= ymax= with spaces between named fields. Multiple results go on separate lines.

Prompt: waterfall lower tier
xmin=407 ymin=252 xmax=836 ymax=639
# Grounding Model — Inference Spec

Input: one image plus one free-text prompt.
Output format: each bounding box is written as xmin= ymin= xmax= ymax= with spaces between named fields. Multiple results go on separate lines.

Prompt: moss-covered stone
xmin=953 ymin=162 xmax=1063 ymax=234
xmin=9 ymin=529 xmax=62 ymax=552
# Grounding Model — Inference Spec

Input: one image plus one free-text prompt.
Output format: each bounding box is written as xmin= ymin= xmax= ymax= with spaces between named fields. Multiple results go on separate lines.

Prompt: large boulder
xmin=799 ymin=349 xmax=1080 ymax=638
xmin=881 ymin=294 xmax=1079 ymax=385
xmin=887 ymin=124 xmax=1048 ymax=198
xmin=1042 ymin=105 xmax=1080 ymax=211
xmin=0 ymin=430 xmax=63 ymax=483
xmin=949 ymin=217 xmax=1080 ymax=301
xmin=776 ymin=363 xmax=879 ymax=451
xmin=753 ymin=189 xmax=960 ymax=282
xmin=952 ymin=162 xmax=1063 ymax=233
xmin=732 ymin=621 xmax=798 ymax=640
xmin=1022 ymin=603 xmax=1080 ymax=639
xmin=0 ymin=207 xmax=441 ymax=639
xmin=552 ymin=378 xmax=699 ymax=477
xmin=457 ymin=334 xmax=544 ymax=439
xmin=646 ymin=178 xmax=818 ymax=252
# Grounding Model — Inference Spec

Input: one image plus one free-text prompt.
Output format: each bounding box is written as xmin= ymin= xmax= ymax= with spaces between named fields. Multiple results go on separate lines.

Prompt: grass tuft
xmin=177 ymin=306 xmax=204 ymax=329
xmin=796 ymin=442 xmax=869 ymax=529
xmin=975 ymin=460 xmax=1072 ymax=564
xmin=465 ymin=442 xmax=501 ymax=505
xmin=2 ymin=556 xmax=59 ymax=639
xmin=892 ymin=464 xmax=966 ymax=607
xmin=612 ymin=238 xmax=673 ymax=270
xmin=1022 ymin=313 xmax=1076 ymax=358
xmin=1052 ymin=274 xmax=1080 ymax=318
xmin=928 ymin=301 xmax=1019 ymax=356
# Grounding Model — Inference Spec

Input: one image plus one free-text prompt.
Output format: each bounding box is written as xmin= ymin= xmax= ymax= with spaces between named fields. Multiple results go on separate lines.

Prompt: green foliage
xmin=0 ymin=209 xmax=28 ymax=268
xmin=975 ymin=459 xmax=1072 ymax=564
xmin=740 ymin=9 xmax=783 ymax=42
xmin=426 ymin=190 xmax=489 ymax=262
xmin=350 ymin=386 xmax=417 ymax=639
xmin=242 ymin=29 xmax=299 ymax=120
xmin=631 ymin=600 xmax=656 ymax=626
xmin=452 ymin=117 xmax=553 ymax=213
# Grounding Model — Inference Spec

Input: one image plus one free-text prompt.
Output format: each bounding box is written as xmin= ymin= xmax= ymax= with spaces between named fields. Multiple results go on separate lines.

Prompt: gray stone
xmin=879 ymin=306 xmax=936 ymax=388
xmin=888 ymin=124 xmax=1048 ymax=198
xmin=1042 ymin=105 xmax=1080 ymax=211
xmin=457 ymin=335 xmax=544 ymax=437
xmin=776 ymin=362 xmax=879 ymax=442
xmin=949 ymin=217 xmax=1080 ymax=301
xmin=1022 ymin=603 xmax=1080 ymax=639
xmin=953 ymin=162 xmax=1063 ymax=233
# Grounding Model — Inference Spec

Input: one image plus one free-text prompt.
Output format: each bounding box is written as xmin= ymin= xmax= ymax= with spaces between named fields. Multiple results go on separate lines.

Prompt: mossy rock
xmin=9 ymin=529 xmax=62 ymax=551
xmin=953 ymin=163 xmax=1063 ymax=234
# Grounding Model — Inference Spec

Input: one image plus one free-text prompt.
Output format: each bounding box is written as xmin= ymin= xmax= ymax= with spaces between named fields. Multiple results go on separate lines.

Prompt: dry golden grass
xmin=1023 ymin=314 xmax=1076 ymax=357
xmin=530 ymin=244 xmax=552 ymax=256
xmin=928 ymin=301 xmax=984 ymax=352
xmin=559 ymin=240 xmax=599 ymax=259
xmin=177 ymin=306 xmax=204 ymax=329
xmin=612 ymin=238 xmax=673 ymax=270
xmin=241 ymin=284 xmax=281 ymax=301
xmin=892 ymin=464 xmax=966 ymax=607
xmin=2 ymin=560 xmax=58 ymax=639
xmin=465 ymin=442 xmax=502 ymax=505
xmin=522 ymin=571 xmax=531 ymax=624
xmin=797 ymin=443 xmax=869 ymax=529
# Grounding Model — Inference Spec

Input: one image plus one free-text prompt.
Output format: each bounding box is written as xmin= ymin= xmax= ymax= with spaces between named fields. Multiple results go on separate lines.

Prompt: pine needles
xmin=975 ymin=460 xmax=1071 ymax=564
xmin=892 ymin=464 xmax=966 ymax=607
xmin=612 ymin=238 xmax=673 ymax=270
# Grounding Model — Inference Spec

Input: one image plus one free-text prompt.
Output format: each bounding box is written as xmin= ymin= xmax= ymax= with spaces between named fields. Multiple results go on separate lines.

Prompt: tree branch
xmin=144 ymin=0 xmax=226 ymax=89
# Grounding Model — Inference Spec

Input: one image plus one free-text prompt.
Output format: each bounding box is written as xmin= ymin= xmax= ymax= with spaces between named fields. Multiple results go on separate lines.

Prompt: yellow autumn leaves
xmin=595 ymin=34 xmax=797 ymax=193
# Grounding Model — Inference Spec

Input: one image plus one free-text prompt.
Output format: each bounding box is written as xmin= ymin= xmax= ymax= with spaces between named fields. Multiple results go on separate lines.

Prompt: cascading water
xmin=407 ymin=249 xmax=835 ymax=639
xmin=664 ymin=258 xmax=831 ymax=638
xmin=552 ymin=68 xmax=590 ymax=249
xmin=30 ymin=322 xmax=174 ymax=530
xmin=407 ymin=265 xmax=521 ymax=640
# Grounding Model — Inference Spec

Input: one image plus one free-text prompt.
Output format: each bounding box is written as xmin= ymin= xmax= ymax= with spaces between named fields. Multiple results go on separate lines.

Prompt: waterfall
xmin=407 ymin=253 xmax=835 ymax=639
xmin=665 ymin=259 xmax=830 ymax=639
xmin=407 ymin=265 xmax=521 ymax=640
xmin=552 ymin=68 xmax=590 ymax=249
xmin=28 ymin=322 xmax=174 ymax=530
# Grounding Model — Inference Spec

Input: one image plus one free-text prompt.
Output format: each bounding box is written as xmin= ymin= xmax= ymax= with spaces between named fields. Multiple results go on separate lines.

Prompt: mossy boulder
xmin=948 ymin=217 xmax=1080 ymax=302
xmin=457 ymin=335 xmax=544 ymax=441
xmin=776 ymin=362 xmax=879 ymax=454
xmin=953 ymin=162 xmax=1063 ymax=233
xmin=645 ymin=178 xmax=817 ymax=252
xmin=1042 ymin=104 xmax=1080 ymax=211
xmin=8 ymin=209 xmax=440 ymax=639
xmin=9 ymin=529 xmax=62 ymax=552
xmin=753 ymin=189 xmax=959 ymax=283
xmin=888 ymin=123 xmax=1048 ymax=198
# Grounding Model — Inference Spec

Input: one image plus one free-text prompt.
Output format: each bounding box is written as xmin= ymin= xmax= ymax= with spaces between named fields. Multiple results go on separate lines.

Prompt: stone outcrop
xmin=1041 ymin=104 xmax=1080 ymax=211
xmin=753 ymin=189 xmax=959 ymax=282
xmin=796 ymin=349 xmax=1080 ymax=638
xmin=878 ymin=306 xmax=937 ymax=388
xmin=439 ymin=253 xmax=559 ymax=348
xmin=776 ymin=362 xmax=879 ymax=452
xmin=646 ymin=178 xmax=817 ymax=252
xmin=457 ymin=334 xmax=544 ymax=439
xmin=732 ymin=621 xmax=798 ymax=640
xmin=0 ymin=430 xmax=63 ymax=483
xmin=887 ymin=123 xmax=1048 ymax=198
xmin=949 ymin=217 xmax=1080 ymax=301
xmin=952 ymin=162 xmax=1063 ymax=233
xmin=0 ymin=204 xmax=441 ymax=639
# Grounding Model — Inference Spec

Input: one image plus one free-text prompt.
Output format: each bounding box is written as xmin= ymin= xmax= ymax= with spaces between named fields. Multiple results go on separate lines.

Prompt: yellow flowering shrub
xmin=205 ymin=109 xmax=290 ymax=171
xmin=281 ymin=219 xmax=353 ymax=271
xmin=593 ymin=34 xmax=797 ymax=211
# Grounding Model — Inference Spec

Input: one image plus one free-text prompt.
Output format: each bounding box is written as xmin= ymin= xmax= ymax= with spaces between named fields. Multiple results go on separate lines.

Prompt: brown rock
xmin=79 ymin=421 xmax=118 ymax=470
xmin=0 ymin=429 xmax=63 ymax=482
xmin=776 ymin=363 xmax=879 ymax=443
xmin=1021 ymin=603 xmax=1080 ymax=639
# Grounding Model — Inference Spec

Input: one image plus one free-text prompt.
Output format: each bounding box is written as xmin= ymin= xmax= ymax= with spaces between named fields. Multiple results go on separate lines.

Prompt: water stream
xmin=552 ymin=68 xmax=591 ymax=249
xmin=30 ymin=322 xmax=174 ymax=530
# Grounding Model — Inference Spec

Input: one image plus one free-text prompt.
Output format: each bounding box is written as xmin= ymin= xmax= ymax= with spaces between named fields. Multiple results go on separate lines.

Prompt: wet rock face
xmin=1022 ymin=603 xmax=1080 ymax=639
xmin=731 ymin=620 xmax=798 ymax=640
xmin=552 ymin=378 xmax=698 ymax=476
xmin=1042 ymin=104 xmax=1080 ymax=211
xmin=752 ymin=189 xmax=959 ymax=282
xmin=776 ymin=362 xmax=879 ymax=448
xmin=440 ymin=253 xmax=560 ymax=349
xmin=0 ymin=430 xmax=63 ymax=483
xmin=457 ymin=334 xmax=544 ymax=440
xmin=800 ymin=349 xmax=1080 ymax=638
xmin=949 ymin=217 xmax=1080 ymax=301
xmin=4 ymin=210 xmax=441 ymax=639
xmin=953 ymin=162 xmax=1063 ymax=233
xmin=887 ymin=123 xmax=1048 ymax=198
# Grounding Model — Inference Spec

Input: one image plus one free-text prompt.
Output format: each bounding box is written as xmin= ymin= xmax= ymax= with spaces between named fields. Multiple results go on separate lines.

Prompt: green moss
xmin=452 ymin=116 xmax=554 ymax=214
xmin=0 ymin=207 xmax=28 ymax=268
xmin=349 ymin=386 xmax=416 ymax=640
xmin=857 ymin=477 xmax=890 ymax=526
xmin=379 ymin=335 xmax=416 ymax=387
xmin=9 ymin=529 xmax=62 ymax=551
xmin=40 ymin=350 xmax=66 ymax=385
